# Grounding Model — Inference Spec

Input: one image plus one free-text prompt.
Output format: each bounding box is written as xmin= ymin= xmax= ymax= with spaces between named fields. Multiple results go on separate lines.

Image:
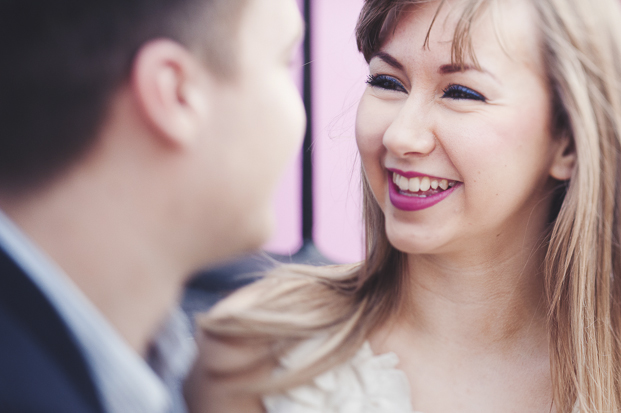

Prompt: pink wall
xmin=312 ymin=0 xmax=367 ymax=263
xmin=262 ymin=0 xmax=305 ymax=256
xmin=264 ymin=0 xmax=368 ymax=264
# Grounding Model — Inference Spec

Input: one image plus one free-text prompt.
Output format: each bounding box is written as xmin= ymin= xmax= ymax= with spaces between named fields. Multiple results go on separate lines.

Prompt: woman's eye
xmin=366 ymin=74 xmax=407 ymax=93
xmin=442 ymin=84 xmax=486 ymax=102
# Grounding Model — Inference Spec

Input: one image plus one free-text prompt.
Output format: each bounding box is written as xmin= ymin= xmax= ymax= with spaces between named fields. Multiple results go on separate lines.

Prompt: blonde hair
xmin=198 ymin=0 xmax=621 ymax=411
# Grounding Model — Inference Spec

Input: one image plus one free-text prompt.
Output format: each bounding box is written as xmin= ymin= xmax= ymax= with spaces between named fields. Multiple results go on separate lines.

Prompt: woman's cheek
xmin=355 ymin=97 xmax=394 ymax=154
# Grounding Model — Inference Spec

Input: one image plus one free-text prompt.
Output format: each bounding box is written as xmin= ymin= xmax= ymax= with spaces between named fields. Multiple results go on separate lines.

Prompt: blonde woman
xmin=185 ymin=0 xmax=621 ymax=412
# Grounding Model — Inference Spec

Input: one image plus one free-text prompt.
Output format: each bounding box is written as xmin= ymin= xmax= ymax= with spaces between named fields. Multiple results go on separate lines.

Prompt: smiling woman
xmin=358 ymin=0 xmax=569 ymax=260
xmin=190 ymin=0 xmax=621 ymax=412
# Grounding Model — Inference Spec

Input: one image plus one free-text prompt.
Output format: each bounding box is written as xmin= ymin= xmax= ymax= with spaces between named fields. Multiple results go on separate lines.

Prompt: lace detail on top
xmin=262 ymin=341 xmax=418 ymax=413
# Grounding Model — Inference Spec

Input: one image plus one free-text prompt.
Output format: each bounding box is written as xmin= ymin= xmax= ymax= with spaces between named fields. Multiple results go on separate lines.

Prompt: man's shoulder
xmin=0 ymin=308 xmax=102 ymax=412
xmin=0 ymin=248 xmax=105 ymax=413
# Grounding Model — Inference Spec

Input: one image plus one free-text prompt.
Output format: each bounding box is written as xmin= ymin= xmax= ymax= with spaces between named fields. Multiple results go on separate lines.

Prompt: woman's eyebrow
xmin=439 ymin=63 xmax=500 ymax=83
xmin=370 ymin=51 xmax=404 ymax=71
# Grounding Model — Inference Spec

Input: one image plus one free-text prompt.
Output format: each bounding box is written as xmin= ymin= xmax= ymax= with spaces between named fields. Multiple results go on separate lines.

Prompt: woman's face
xmin=356 ymin=0 xmax=568 ymax=257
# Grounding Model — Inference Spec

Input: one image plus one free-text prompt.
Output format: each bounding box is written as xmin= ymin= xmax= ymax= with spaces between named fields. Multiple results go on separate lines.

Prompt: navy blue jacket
xmin=0 ymin=247 xmax=105 ymax=412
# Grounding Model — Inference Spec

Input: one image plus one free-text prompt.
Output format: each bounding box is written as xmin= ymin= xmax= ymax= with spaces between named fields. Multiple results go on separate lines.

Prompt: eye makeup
xmin=366 ymin=74 xmax=407 ymax=93
xmin=441 ymin=84 xmax=486 ymax=102
xmin=367 ymin=74 xmax=487 ymax=103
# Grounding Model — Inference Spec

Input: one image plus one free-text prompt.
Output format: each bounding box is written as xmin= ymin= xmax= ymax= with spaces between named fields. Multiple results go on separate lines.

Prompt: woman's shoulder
xmin=263 ymin=339 xmax=417 ymax=413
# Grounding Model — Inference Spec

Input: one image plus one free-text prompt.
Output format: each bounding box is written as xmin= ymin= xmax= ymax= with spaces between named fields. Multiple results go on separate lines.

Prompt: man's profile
xmin=0 ymin=0 xmax=304 ymax=411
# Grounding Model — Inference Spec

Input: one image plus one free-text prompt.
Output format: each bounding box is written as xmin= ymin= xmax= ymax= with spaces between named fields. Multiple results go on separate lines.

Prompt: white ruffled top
xmin=262 ymin=341 xmax=420 ymax=413
xmin=262 ymin=340 xmax=581 ymax=413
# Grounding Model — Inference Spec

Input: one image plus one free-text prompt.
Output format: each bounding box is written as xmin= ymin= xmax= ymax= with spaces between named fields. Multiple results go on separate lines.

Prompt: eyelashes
xmin=366 ymin=74 xmax=407 ymax=93
xmin=442 ymin=84 xmax=486 ymax=102
xmin=366 ymin=74 xmax=487 ymax=102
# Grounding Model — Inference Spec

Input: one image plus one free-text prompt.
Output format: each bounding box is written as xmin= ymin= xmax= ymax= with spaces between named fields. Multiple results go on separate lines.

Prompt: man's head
xmin=0 ymin=0 xmax=305 ymax=269
xmin=0 ymin=0 xmax=245 ymax=190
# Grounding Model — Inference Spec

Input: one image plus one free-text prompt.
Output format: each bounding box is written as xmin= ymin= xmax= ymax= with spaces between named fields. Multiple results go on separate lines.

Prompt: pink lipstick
xmin=388 ymin=170 xmax=461 ymax=211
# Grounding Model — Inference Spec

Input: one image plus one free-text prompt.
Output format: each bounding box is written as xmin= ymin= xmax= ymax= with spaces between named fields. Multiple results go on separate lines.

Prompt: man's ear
xmin=549 ymin=132 xmax=576 ymax=181
xmin=131 ymin=39 xmax=212 ymax=148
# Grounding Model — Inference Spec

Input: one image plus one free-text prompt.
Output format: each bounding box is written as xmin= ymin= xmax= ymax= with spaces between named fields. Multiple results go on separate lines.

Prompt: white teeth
xmin=398 ymin=176 xmax=409 ymax=191
xmin=408 ymin=177 xmax=420 ymax=192
xmin=420 ymin=177 xmax=431 ymax=192
xmin=393 ymin=172 xmax=456 ymax=192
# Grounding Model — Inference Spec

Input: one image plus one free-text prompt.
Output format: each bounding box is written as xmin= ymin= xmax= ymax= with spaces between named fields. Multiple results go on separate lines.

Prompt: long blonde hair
xmin=198 ymin=0 xmax=621 ymax=411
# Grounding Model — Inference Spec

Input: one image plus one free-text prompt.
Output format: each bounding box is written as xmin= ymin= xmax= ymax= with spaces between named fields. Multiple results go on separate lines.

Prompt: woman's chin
xmin=386 ymin=233 xmax=446 ymax=256
xmin=385 ymin=221 xmax=454 ymax=256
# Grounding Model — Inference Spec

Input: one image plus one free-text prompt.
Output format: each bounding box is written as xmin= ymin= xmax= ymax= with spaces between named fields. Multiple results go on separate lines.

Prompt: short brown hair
xmin=0 ymin=0 xmax=247 ymax=193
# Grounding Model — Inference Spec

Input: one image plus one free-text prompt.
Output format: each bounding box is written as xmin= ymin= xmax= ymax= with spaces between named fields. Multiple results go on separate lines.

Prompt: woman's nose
xmin=382 ymin=98 xmax=436 ymax=158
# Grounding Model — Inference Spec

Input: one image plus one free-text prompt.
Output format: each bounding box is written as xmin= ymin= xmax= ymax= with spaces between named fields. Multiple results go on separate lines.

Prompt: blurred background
xmin=184 ymin=0 xmax=369 ymax=316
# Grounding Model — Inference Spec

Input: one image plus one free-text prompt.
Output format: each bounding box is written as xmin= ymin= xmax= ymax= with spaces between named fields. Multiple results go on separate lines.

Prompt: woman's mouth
xmin=388 ymin=171 xmax=461 ymax=211
xmin=392 ymin=172 xmax=457 ymax=197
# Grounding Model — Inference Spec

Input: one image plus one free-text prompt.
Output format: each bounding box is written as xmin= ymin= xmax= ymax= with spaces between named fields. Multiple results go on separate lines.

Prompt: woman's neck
xmin=403 ymin=247 xmax=548 ymax=349
xmin=369 ymin=239 xmax=553 ymax=412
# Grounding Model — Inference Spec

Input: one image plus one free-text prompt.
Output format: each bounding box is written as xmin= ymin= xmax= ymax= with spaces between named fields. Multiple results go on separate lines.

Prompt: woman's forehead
xmin=380 ymin=0 xmax=543 ymax=74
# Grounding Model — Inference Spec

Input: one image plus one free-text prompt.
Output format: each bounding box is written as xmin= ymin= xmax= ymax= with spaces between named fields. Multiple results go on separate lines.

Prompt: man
xmin=0 ymin=0 xmax=305 ymax=411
